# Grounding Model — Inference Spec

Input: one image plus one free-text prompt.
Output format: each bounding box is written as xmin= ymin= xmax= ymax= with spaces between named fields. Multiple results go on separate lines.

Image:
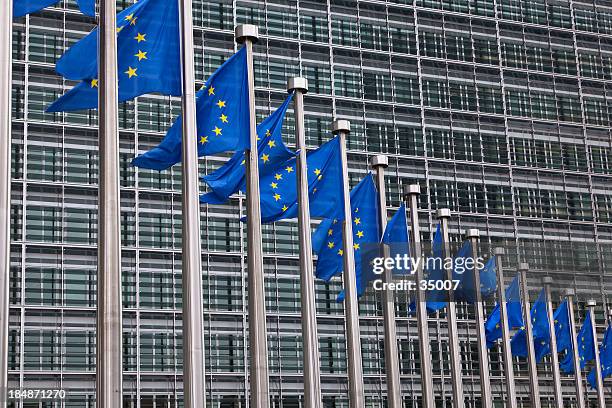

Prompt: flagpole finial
xmin=370 ymin=155 xmax=388 ymax=169
xmin=587 ymin=299 xmax=597 ymax=307
xmin=518 ymin=262 xmax=529 ymax=272
xmin=493 ymin=247 xmax=505 ymax=256
xmin=465 ymin=228 xmax=479 ymax=238
xmin=235 ymin=24 xmax=259 ymax=44
xmin=542 ymin=276 xmax=553 ymax=286
xmin=436 ymin=208 xmax=451 ymax=218
xmin=287 ymin=77 xmax=308 ymax=93
xmin=403 ymin=184 xmax=420 ymax=198
xmin=564 ymin=288 xmax=575 ymax=297
xmin=332 ymin=119 xmax=350 ymax=133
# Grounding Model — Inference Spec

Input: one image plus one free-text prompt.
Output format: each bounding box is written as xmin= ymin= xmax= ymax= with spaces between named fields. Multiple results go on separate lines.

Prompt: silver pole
xmin=542 ymin=277 xmax=563 ymax=408
xmin=404 ymin=185 xmax=435 ymax=408
xmin=465 ymin=229 xmax=492 ymax=408
xmin=97 ymin=0 xmax=123 ymax=406
xmin=332 ymin=119 xmax=365 ymax=408
xmin=0 ymin=0 xmax=12 ymax=404
xmin=180 ymin=0 xmax=206 ymax=405
xmin=288 ymin=77 xmax=322 ymax=408
xmin=518 ymin=263 xmax=541 ymax=408
xmin=436 ymin=209 xmax=465 ymax=408
xmin=371 ymin=155 xmax=402 ymax=408
xmin=236 ymin=25 xmax=269 ymax=408
xmin=565 ymin=289 xmax=586 ymax=408
xmin=586 ymin=299 xmax=606 ymax=407
xmin=493 ymin=248 xmax=517 ymax=408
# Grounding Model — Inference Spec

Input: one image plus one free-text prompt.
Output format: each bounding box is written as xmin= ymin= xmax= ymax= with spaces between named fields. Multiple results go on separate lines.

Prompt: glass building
xmin=7 ymin=0 xmax=612 ymax=406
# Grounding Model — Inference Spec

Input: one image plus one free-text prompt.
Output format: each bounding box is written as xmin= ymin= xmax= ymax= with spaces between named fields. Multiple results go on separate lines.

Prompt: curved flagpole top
xmin=332 ymin=119 xmax=350 ymax=134
xmin=436 ymin=208 xmax=451 ymax=218
xmin=518 ymin=262 xmax=529 ymax=272
xmin=403 ymin=184 xmax=420 ymax=197
xmin=287 ymin=77 xmax=308 ymax=93
xmin=465 ymin=228 xmax=479 ymax=238
xmin=493 ymin=247 xmax=505 ymax=256
xmin=542 ymin=276 xmax=553 ymax=285
xmin=235 ymin=24 xmax=259 ymax=43
xmin=587 ymin=299 xmax=597 ymax=307
xmin=564 ymin=288 xmax=575 ymax=297
xmin=370 ymin=154 xmax=388 ymax=169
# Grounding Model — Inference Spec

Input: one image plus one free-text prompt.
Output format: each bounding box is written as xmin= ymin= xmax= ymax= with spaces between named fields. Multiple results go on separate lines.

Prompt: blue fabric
xmin=484 ymin=275 xmax=524 ymax=348
xmin=381 ymin=203 xmax=410 ymax=276
xmin=200 ymin=94 xmax=295 ymax=204
xmin=14 ymin=0 xmax=95 ymax=17
xmin=132 ymin=48 xmax=250 ymax=170
xmin=510 ymin=289 xmax=551 ymax=362
xmin=453 ymin=241 xmax=475 ymax=303
xmin=256 ymin=136 xmax=344 ymax=223
xmin=312 ymin=174 xmax=380 ymax=302
xmin=47 ymin=0 xmax=181 ymax=112
xmin=562 ymin=310 xmax=597 ymax=374
xmin=588 ymin=324 xmax=612 ymax=389
xmin=479 ymin=256 xmax=497 ymax=299
xmin=554 ymin=300 xmax=572 ymax=353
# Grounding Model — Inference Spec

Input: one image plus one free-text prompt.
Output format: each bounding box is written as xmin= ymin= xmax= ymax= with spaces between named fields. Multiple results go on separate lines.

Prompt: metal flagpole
xmin=465 ymin=229 xmax=493 ymax=408
xmin=179 ymin=0 xmax=206 ymax=405
xmin=586 ymin=299 xmax=606 ymax=407
xmin=493 ymin=248 xmax=518 ymax=408
xmin=517 ymin=263 xmax=541 ymax=408
xmin=97 ymin=0 xmax=123 ymax=406
xmin=288 ymin=77 xmax=322 ymax=408
xmin=565 ymin=289 xmax=586 ymax=408
xmin=436 ymin=209 xmax=465 ymax=408
xmin=542 ymin=277 xmax=563 ymax=408
xmin=404 ymin=185 xmax=435 ymax=408
xmin=332 ymin=119 xmax=365 ymax=407
xmin=0 ymin=0 xmax=12 ymax=403
xmin=236 ymin=25 xmax=269 ymax=408
xmin=371 ymin=155 xmax=402 ymax=408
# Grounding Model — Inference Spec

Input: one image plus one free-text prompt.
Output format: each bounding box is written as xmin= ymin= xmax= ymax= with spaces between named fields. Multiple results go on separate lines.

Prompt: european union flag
xmin=577 ymin=311 xmax=596 ymax=369
xmin=453 ymin=241 xmax=475 ymax=303
xmin=200 ymin=94 xmax=295 ymax=204
xmin=256 ymin=136 xmax=344 ymax=223
xmin=133 ymin=48 xmax=249 ymax=170
xmin=554 ymin=300 xmax=572 ymax=353
xmin=510 ymin=289 xmax=551 ymax=362
xmin=312 ymin=174 xmax=380 ymax=301
xmin=484 ymin=274 xmax=524 ymax=348
xmin=587 ymin=324 xmax=612 ymax=389
xmin=47 ymin=0 xmax=181 ymax=112
xmin=479 ymin=257 xmax=497 ymax=299
xmin=14 ymin=0 xmax=95 ymax=18
xmin=381 ymin=203 xmax=410 ymax=274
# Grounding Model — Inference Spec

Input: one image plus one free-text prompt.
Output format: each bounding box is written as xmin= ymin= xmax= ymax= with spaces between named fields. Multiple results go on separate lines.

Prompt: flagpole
xmin=179 ymin=0 xmax=206 ymax=405
xmin=288 ymin=77 xmax=322 ymax=408
xmin=97 ymin=0 xmax=123 ymax=406
xmin=565 ymin=289 xmax=586 ymax=408
xmin=542 ymin=277 xmax=563 ymax=408
xmin=586 ymin=299 xmax=606 ymax=407
xmin=236 ymin=25 xmax=270 ymax=408
xmin=437 ymin=209 xmax=465 ymax=408
xmin=404 ymin=184 xmax=435 ymax=408
xmin=371 ymin=155 xmax=402 ymax=408
xmin=332 ymin=119 xmax=365 ymax=407
xmin=0 ymin=0 xmax=12 ymax=403
xmin=518 ymin=263 xmax=541 ymax=408
xmin=493 ymin=248 xmax=518 ymax=408
xmin=465 ymin=229 xmax=493 ymax=408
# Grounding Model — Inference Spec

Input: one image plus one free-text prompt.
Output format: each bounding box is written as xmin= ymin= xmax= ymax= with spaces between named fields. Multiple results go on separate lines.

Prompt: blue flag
xmin=453 ymin=241 xmax=475 ymax=303
xmin=381 ymin=203 xmax=410 ymax=275
xmin=479 ymin=256 xmax=497 ymax=299
xmin=577 ymin=311 xmax=597 ymax=369
xmin=484 ymin=275 xmax=524 ymax=348
xmin=14 ymin=0 xmax=95 ymax=18
xmin=554 ymin=300 xmax=572 ymax=353
xmin=200 ymin=94 xmax=295 ymax=204
xmin=256 ymin=136 xmax=344 ymax=224
xmin=510 ymin=289 xmax=551 ymax=362
xmin=47 ymin=0 xmax=181 ymax=112
xmin=312 ymin=174 xmax=380 ymax=301
xmin=133 ymin=48 xmax=250 ymax=170
xmin=588 ymin=324 xmax=612 ymax=389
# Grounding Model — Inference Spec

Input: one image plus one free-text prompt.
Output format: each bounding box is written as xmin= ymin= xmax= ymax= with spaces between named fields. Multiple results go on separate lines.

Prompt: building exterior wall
xmin=7 ymin=0 xmax=612 ymax=406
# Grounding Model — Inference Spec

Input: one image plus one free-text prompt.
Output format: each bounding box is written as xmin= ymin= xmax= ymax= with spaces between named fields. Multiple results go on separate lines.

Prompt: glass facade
xmin=7 ymin=0 xmax=612 ymax=406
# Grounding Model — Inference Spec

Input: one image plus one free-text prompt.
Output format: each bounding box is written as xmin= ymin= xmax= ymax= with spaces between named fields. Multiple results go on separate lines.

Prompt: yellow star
xmin=355 ymin=207 xmax=359 ymax=213
xmin=356 ymin=231 xmax=364 ymax=238
xmin=270 ymin=182 xmax=278 ymax=189
xmin=337 ymin=249 xmax=344 ymax=256
xmin=333 ymin=219 xmax=338 ymax=224
xmin=273 ymin=193 xmax=281 ymax=201
xmin=327 ymin=242 xmax=335 ymax=249
xmin=125 ymin=13 xmax=134 ymax=22
xmin=216 ymin=100 xmax=226 ymax=108
xmin=90 ymin=79 xmax=98 ymax=88
xmin=125 ymin=67 xmax=138 ymax=78
xmin=213 ymin=127 xmax=222 ymax=136
xmin=268 ymin=140 xmax=276 ymax=148
xmin=261 ymin=154 xmax=270 ymax=163
xmin=130 ymin=17 xmax=138 ymax=26
xmin=220 ymin=114 xmax=228 ymax=123
xmin=241 ymin=159 xmax=246 ymax=166
xmin=314 ymin=168 xmax=321 ymax=175
xmin=286 ymin=166 xmax=294 ymax=173
xmin=327 ymin=229 xmax=333 ymax=236
xmin=282 ymin=205 xmax=288 ymax=212
xmin=275 ymin=173 xmax=283 ymax=180
xmin=200 ymin=136 xmax=208 ymax=144
xmin=353 ymin=243 xmax=360 ymax=250
xmin=135 ymin=33 xmax=146 ymax=43
xmin=117 ymin=26 xmax=124 ymax=33
xmin=134 ymin=50 xmax=147 ymax=61
xmin=265 ymin=129 xmax=271 ymax=136
xmin=354 ymin=217 xmax=361 ymax=225
xmin=208 ymin=87 xmax=215 ymax=96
